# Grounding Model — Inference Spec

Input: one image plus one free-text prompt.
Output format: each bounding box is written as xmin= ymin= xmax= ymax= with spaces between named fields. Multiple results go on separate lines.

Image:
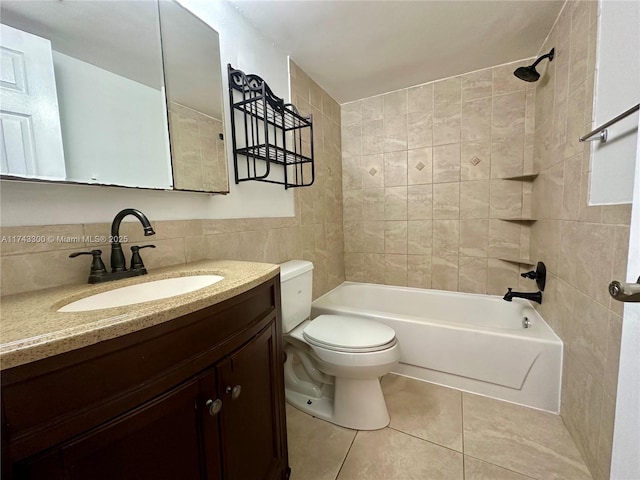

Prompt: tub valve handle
xmin=520 ymin=262 xmax=546 ymax=291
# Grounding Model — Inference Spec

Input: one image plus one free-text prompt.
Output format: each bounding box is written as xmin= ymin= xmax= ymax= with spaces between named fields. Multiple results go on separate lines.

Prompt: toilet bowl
xmin=280 ymin=260 xmax=400 ymax=430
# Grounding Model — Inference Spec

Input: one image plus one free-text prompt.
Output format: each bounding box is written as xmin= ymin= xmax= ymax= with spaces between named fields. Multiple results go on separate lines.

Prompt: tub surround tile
xmin=361 ymin=119 xmax=385 ymax=156
xmin=384 ymin=187 xmax=408 ymax=220
xmin=407 ymin=254 xmax=432 ymax=289
xmin=384 ymin=254 xmax=407 ymax=286
xmin=461 ymin=69 xmax=493 ymax=102
xmin=337 ymin=428 xmax=463 ymax=480
xmin=381 ymin=374 xmax=463 ymax=452
xmin=407 ymin=147 xmax=433 ymax=185
xmin=361 ymin=153 xmax=384 ymax=189
xmin=458 ymin=256 xmax=488 ymax=294
xmin=460 ymin=141 xmax=491 ymax=181
xmin=342 ymin=58 xmax=534 ymax=298
xmin=407 ymin=184 xmax=433 ymax=220
xmin=384 ymin=151 xmax=408 ymax=187
xmin=463 ymin=393 xmax=592 ymax=480
xmin=433 ymin=143 xmax=461 ymax=183
xmin=433 ymin=182 xmax=460 ymax=219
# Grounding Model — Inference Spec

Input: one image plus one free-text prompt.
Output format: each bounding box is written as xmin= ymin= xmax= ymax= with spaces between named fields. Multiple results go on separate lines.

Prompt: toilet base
xmin=286 ymin=376 xmax=391 ymax=430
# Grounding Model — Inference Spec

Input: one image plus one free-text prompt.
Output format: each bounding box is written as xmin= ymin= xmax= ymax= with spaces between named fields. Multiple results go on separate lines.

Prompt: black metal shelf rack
xmin=228 ymin=64 xmax=314 ymax=189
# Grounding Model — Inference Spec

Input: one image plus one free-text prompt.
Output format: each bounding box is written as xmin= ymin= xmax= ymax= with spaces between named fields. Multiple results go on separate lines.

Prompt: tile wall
xmin=340 ymin=60 xmax=538 ymax=294
xmin=0 ymin=60 xmax=344 ymax=300
xmin=529 ymin=2 xmax=630 ymax=479
xmin=169 ymin=102 xmax=228 ymax=192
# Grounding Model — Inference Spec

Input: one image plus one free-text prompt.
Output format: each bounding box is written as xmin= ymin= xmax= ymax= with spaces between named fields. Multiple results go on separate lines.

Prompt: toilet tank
xmin=279 ymin=260 xmax=314 ymax=333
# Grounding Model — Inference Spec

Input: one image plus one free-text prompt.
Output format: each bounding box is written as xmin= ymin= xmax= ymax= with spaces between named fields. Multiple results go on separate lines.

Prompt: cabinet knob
xmin=226 ymin=384 xmax=242 ymax=400
xmin=205 ymin=398 xmax=222 ymax=416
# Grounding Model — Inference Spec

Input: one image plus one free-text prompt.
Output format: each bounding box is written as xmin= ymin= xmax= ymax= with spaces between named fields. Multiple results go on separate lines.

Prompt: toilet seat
xmin=303 ymin=314 xmax=397 ymax=353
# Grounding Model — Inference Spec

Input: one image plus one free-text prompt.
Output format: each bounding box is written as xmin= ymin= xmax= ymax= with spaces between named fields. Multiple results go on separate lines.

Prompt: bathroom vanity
xmin=0 ymin=261 xmax=289 ymax=479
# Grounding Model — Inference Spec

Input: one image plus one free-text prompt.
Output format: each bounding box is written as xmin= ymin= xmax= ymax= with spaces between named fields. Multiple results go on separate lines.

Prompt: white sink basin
xmin=58 ymin=275 xmax=224 ymax=312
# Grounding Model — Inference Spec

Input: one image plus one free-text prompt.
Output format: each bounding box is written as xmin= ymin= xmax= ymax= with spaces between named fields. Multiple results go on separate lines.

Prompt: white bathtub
xmin=311 ymin=282 xmax=563 ymax=413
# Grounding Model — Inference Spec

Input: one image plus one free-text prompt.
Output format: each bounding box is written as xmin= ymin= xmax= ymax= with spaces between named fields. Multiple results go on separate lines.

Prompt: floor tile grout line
xmin=334 ymin=430 xmax=359 ymax=480
xmin=386 ymin=426 xmax=464 ymax=456
xmin=463 ymin=453 xmax=538 ymax=480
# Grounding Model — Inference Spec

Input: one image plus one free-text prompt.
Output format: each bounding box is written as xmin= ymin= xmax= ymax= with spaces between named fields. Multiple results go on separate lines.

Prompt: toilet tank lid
xmin=280 ymin=260 xmax=314 ymax=282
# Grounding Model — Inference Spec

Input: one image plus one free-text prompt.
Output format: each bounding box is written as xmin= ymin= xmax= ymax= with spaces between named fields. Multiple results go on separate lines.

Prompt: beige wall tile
xmin=408 ymin=111 xmax=433 ymax=149
xmin=384 ymin=186 xmax=408 ymax=220
xmin=384 ymin=221 xmax=408 ymax=254
xmin=341 ymin=101 xmax=361 ymax=127
xmin=461 ymin=142 xmax=491 ymax=180
xmin=384 ymin=254 xmax=408 ymax=286
xmin=492 ymin=60 xmax=530 ymax=96
xmin=362 ymin=119 xmax=384 ymax=155
xmin=407 ymin=184 xmax=433 ymax=220
xmin=342 ymin=156 xmax=362 ymax=191
xmin=460 ymin=180 xmax=490 ymax=218
xmin=360 ymin=154 xmax=385 ymax=189
xmin=408 ymin=220 xmax=432 ymax=255
xmin=432 ymin=253 xmax=459 ymax=291
xmin=407 ymin=254 xmax=432 ymax=288
xmin=363 ymin=221 xmax=385 ymax=253
xmin=383 ymin=90 xmax=408 ymax=117
xmin=459 ymin=256 xmax=488 ymax=294
xmin=407 ymin=83 xmax=434 ymax=113
xmin=433 ymin=143 xmax=461 ymax=183
xmin=491 ymin=135 xmax=525 ymax=179
xmin=433 ymin=219 xmax=459 ymax=257
xmin=383 ymin=114 xmax=408 ymax=152
xmin=362 ymin=253 xmax=386 ymax=284
xmin=407 ymin=147 xmax=433 ymax=185
xmin=384 ymin=151 xmax=408 ymax=187
xmin=486 ymin=258 xmax=519 ymax=295
xmin=362 ymin=188 xmax=385 ymax=221
xmin=361 ymin=95 xmax=383 ymax=120
xmin=461 ymin=69 xmax=492 ymax=101
xmin=492 ymin=91 xmax=526 ymax=138
xmin=433 ymin=183 xmax=460 ymax=219
xmin=342 ymin=124 xmax=362 ymax=158
xmin=490 ymin=180 xmax=523 ymax=218
xmin=459 ymin=219 xmax=489 ymax=258
xmin=488 ymin=220 xmax=522 ymax=259
xmin=461 ymin=96 xmax=492 ymax=142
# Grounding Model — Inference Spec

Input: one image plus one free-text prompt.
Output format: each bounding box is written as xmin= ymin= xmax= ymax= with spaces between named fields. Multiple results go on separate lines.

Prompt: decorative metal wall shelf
xmin=228 ymin=64 xmax=314 ymax=189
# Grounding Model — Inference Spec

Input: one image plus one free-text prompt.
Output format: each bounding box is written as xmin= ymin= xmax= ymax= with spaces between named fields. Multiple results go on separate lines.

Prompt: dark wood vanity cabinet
xmin=1 ymin=276 xmax=289 ymax=480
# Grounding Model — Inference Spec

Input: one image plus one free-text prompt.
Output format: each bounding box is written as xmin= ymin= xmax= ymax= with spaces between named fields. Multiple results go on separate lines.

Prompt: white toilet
xmin=280 ymin=260 xmax=400 ymax=430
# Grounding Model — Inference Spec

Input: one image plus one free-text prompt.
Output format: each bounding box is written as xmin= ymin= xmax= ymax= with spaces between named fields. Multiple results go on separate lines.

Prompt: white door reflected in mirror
xmin=0 ymin=24 xmax=66 ymax=180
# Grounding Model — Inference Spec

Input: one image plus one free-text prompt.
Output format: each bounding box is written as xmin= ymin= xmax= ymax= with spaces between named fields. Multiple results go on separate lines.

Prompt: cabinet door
xmin=17 ymin=371 xmax=222 ymax=480
xmin=217 ymin=321 xmax=283 ymax=480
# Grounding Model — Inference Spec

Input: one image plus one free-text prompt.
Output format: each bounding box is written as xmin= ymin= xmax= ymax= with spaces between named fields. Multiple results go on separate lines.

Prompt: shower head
xmin=513 ymin=48 xmax=555 ymax=82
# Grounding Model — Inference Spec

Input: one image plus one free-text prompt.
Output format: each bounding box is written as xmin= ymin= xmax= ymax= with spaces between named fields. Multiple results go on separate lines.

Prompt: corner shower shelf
xmin=500 ymin=173 xmax=539 ymax=181
xmin=498 ymin=218 xmax=537 ymax=223
xmin=228 ymin=64 xmax=314 ymax=189
xmin=497 ymin=256 xmax=535 ymax=266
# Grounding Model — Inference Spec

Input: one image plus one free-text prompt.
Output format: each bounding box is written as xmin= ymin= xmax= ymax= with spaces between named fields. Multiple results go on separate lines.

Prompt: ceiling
xmin=228 ymin=0 xmax=564 ymax=103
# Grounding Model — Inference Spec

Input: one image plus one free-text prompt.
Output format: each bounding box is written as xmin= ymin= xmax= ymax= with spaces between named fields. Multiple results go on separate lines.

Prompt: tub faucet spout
xmin=503 ymin=288 xmax=542 ymax=304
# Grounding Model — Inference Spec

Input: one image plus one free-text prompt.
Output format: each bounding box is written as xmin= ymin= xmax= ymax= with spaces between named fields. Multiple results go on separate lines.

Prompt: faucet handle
xmin=69 ymin=250 xmax=107 ymax=283
xmin=130 ymin=245 xmax=155 ymax=271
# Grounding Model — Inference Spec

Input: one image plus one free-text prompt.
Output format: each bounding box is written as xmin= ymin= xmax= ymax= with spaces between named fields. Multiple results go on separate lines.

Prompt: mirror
xmin=0 ymin=0 xmax=229 ymax=193
xmin=160 ymin=1 xmax=229 ymax=193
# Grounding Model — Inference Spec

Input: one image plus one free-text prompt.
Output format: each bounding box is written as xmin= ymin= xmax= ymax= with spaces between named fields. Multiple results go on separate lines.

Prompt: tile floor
xmin=286 ymin=374 xmax=593 ymax=480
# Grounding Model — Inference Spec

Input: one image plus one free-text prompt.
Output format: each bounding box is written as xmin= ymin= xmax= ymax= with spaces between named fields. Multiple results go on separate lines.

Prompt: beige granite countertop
xmin=0 ymin=260 xmax=279 ymax=370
